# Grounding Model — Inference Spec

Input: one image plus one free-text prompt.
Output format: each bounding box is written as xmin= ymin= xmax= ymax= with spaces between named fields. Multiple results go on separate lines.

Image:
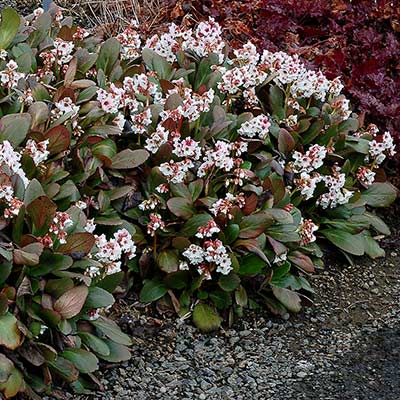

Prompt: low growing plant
xmin=0 ymin=6 xmax=397 ymax=398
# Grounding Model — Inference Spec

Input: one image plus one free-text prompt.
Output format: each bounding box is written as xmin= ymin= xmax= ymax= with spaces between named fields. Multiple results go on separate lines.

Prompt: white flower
xmin=238 ymin=114 xmax=271 ymax=140
xmin=292 ymin=144 xmax=327 ymax=173
xmin=183 ymin=244 xmax=205 ymax=265
xmin=84 ymin=218 xmax=97 ymax=233
xmin=298 ymin=218 xmax=318 ymax=245
xmin=24 ymin=139 xmax=50 ymax=166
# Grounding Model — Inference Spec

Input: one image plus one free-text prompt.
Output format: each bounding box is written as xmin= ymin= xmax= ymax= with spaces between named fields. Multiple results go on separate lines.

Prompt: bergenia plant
xmin=0 ymin=6 xmax=397 ymax=398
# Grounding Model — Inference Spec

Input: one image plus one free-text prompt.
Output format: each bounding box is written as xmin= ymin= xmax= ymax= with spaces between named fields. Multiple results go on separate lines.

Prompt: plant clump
xmin=0 ymin=5 xmax=397 ymax=398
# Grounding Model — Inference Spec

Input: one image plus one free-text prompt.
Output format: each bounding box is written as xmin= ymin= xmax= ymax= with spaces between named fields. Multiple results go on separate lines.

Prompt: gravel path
xmin=71 ymin=207 xmax=400 ymax=400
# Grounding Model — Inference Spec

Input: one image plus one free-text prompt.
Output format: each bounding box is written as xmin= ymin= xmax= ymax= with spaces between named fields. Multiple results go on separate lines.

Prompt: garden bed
xmin=0 ymin=4 xmax=398 ymax=400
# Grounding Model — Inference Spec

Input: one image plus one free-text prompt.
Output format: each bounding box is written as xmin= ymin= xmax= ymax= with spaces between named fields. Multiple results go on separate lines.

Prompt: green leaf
xmin=44 ymin=125 xmax=71 ymax=155
xmin=61 ymin=349 xmax=99 ymax=374
xmin=224 ymin=224 xmax=240 ymax=244
xmin=85 ymin=287 xmax=115 ymax=309
xmin=139 ymin=279 xmax=168 ymax=303
xmin=54 ymin=286 xmax=89 ymax=319
xmin=210 ymin=290 xmax=232 ymax=310
xmin=182 ymin=214 xmax=213 ymax=236
xmin=24 ymin=179 xmax=45 ymax=206
xmin=29 ymin=252 xmax=73 ymax=276
xmin=278 ymin=129 xmax=295 ymax=154
xmin=239 ymin=212 xmax=274 ymax=239
xmin=239 ymin=254 xmax=267 ymax=275
xmin=97 ymin=38 xmax=121 ymax=76
xmin=269 ymin=86 xmax=285 ymax=120
xmin=99 ymin=340 xmax=131 ymax=363
xmin=235 ymin=285 xmax=248 ymax=307
xmin=360 ymin=182 xmax=397 ymax=208
xmin=272 ymin=287 xmax=302 ymax=313
xmin=0 ymin=113 xmax=31 ymax=147
xmin=301 ymin=119 xmax=324 ymax=144
xmin=188 ymin=179 xmax=204 ymax=201
xmin=192 ymin=304 xmax=221 ymax=332
xmin=48 ymin=357 xmax=79 ymax=383
xmin=362 ymin=232 xmax=385 ymax=259
xmin=0 ymin=8 xmax=20 ymax=49
xmin=321 ymin=229 xmax=365 ymax=256
xmin=142 ymin=48 xmax=173 ymax=79
xmin=218 ymin=273 xmax=240 ymax=292
xmin=111 ymin=149 xmax=149 ymax=169
xmin=157 ymin=250 xmax=179 ymax=273
xmin=167 ymin=197 xmax=194 ymax=219
xmin=91 ymin=316 xmax=132 ymax=346
xmin=0 ymin=364 xmax=23 ymax=399
xmin=26 ymin=195 xmax=57 ymax=232
xmin=78 ymin=332 xmax=110 ymax=357
xmin=0 ymin=313 xmax=22 ymax=350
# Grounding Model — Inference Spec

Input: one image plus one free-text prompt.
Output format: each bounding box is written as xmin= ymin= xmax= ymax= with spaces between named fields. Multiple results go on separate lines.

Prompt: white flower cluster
xmin=317 ymin=167 xmax=353 ymax=209
xmin=51 ymin=38 xmax=74 ymax=65
xmin=117 ymin=22 xmax=142 ymax=60
xmin=0 ymin=60 xmax=25 ymax=89
xmin=24 ymin=139 xmax=50 ymax=166
xmin=238 ymin=114 xmax=271 ymax=140
xmin=172 ymin=137 xmax=202 ymax=160
xmin=95 ymin=229 xmax=137 ymax=275
xmin=216 ymin=42 xmax=267 ymax=104
xmin=210 ymin=192 xmax=246 ymax=219
xmin=146 ymin=18 xmax=225 ymax=64
xmin=198 ymin=140 xmax=247 ymax=178
xmin=159 ymin=159 xmax=194 ymax=184
xmin=298 ymin=218 xmax=318 ymax=245
xmin=145 ymin=125 xmax=170 ymax=153
xmin=49 ymin=212 xmax=73 ymax=244
xmin=368 ymin=131 xmax=396 ymax=164
xmin=292 ymin=144 xmax=327 ymax=173
xmin=196 ymin=220 xmax=221 ymax=239
xmin=295 ymin=172 xmax=322 ymax=200
xmin=356 ymin=166 xmax=376 ymax=187
xmin=182 ymin=239 xmax=232 ymax=276
xmin=261 ymin=50 xmax=343 ymax=102
xmin=53 ymin=97 xmax=80 ymax=120
xmin=0 ymin=140 xmax=29 ymax=187
xmin=161 ymin=87 xmax=215 ymax=123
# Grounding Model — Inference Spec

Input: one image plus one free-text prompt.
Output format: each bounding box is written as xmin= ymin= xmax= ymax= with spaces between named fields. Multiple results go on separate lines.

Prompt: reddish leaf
xmin=26 ymin=196 xmax=57 ymax=229
xmin=58 ymin=233 xmax=95 ymax=256
xmin=167 ymin=197 xmax=194 ymax=219
xmin=288 ymin=251 xmax=315 ymax=273
xmin=239 ymin=212 xmax=274 ymax=239
xmin=54 ymin=286 xmax=89 ymax=319
xmin=44 ymin=126 xmax=71 ymax=155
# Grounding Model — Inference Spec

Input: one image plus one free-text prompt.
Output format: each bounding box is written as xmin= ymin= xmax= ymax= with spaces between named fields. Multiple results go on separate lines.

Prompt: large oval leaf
xmin=272 ymin=287 xmax=302 ymax=313
xmin=0 ymin=8 xmax=20 ymax=50
xmin=61 ymin=349 xmax=98 ymax=374
xmin=0 ymin=313 xmax=22 ymax=350
xmin=58 ymin=233 xmax=95 ymax=257
xmin=192 ymin=304 xmax=221 ymax=332
xmin=139 ymin=279 xmax=168 ymax=303
xmin=0 ymin=113 xmax=31 ymax=147
xmin=90 ymin=316 xmax=132 ymax=346
xmin=111 ymin=149 xmax=149 ymax=169
xmin=78 ymin=332 xmax=110 ymax=357
xmin=54 ymin=286 xmax=89 ymax=319
xmin=320 ymin=229 xmax=365 ymax=256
